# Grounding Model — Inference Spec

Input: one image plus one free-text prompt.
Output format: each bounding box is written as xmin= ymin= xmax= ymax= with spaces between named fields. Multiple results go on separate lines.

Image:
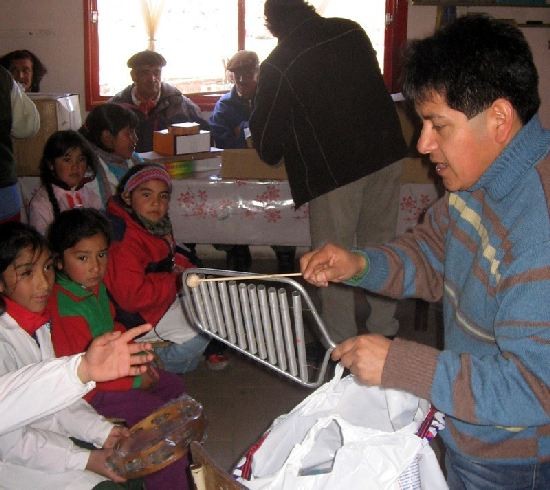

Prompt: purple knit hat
xmin=122 ymin=164 xmax=172 ymax=194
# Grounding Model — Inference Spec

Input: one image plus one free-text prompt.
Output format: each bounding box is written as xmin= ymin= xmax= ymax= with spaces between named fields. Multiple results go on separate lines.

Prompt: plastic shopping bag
xmin=235 ymin=365 xmax=447 ymax=489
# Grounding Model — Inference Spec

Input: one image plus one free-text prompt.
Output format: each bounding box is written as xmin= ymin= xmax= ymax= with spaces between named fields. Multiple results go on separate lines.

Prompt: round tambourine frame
xmin=107 ymin=395 xmax=207 ymax=479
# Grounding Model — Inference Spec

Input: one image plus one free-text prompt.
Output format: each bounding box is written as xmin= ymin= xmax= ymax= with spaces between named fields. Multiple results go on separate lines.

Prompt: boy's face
xmin=0 ymin=246 xmax=54 ymax=312
xmin=60 ymin=233 xmax=109 ymax=290
xmin=53 ymin=146 xmax=88 ymax=189
xmin=416 ymin=92 xmax=499 ymax=192
xmin=123 ymin=179 xmax=170 ymax=224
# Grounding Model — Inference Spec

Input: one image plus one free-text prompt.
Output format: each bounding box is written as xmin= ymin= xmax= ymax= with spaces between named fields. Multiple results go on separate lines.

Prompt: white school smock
xmin=0 ymin=313 xmax=113 ymax=489
xmin=0 ymin=354 xmax=95 ymax=435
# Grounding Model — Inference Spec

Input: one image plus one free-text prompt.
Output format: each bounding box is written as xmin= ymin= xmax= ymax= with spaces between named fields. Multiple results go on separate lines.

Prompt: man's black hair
xmin=264 ymin=0 xmax=316 ymax=38
xmin=402 ymin=14 xmax=540 ymax=124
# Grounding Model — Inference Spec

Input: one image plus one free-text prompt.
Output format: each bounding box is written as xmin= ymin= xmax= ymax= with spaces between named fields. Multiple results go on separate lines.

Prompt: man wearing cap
xmin=110 ymin=50 xmax=209 ymax=153
xmin=209 ymin=50 xmax=296 ymax=273
xmin=250 ymin=0 xmax=407 ymax=343
xmin=209 ymin=50 xmax=259 ymax=149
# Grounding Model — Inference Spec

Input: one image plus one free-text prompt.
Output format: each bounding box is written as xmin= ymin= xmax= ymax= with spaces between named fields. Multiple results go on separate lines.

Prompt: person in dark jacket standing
xmin=110 ymin=50 xmax=209 ymax=153
xmin=250 ymin=0 xmax=407 ymax=343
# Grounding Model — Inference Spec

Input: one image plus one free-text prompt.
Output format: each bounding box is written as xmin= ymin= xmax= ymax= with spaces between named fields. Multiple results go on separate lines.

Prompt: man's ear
xmin=130 ymin=69 xmax=137 ymax=83
xmin=489 ymin=98 xmax=517 ymax=145
xmin=121 ymin=191 xmax=132 ymax=206
xmin=100 ymin=130 xmax=115 ymax=150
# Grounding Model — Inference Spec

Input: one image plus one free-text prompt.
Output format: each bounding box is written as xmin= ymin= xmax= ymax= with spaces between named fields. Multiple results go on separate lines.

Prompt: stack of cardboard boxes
xmin=151 ymin=122 xmax=287 ymax=180
xmin=150 ymin=123 xmax=221 ymax=178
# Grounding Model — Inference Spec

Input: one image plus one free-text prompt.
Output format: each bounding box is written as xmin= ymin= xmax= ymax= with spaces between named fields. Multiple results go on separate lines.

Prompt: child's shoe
xmin=206 ymin=353 xmax=229 ymax=371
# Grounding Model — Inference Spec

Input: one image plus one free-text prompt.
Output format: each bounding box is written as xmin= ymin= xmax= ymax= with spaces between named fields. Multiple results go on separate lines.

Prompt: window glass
xmin=96 ymin=0 xmax=386 ymax=98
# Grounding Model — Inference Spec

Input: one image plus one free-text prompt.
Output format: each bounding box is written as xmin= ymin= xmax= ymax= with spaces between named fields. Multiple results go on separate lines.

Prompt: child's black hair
xmin=80 ymin=103 xmax=139 ymax=153
xmin=0 ymin=222 xmax=50 ymax=314
xmin=39 ymin=130 xmax=99 ymax=220
xmin=48 ymin=208 xmax=112 ymax=258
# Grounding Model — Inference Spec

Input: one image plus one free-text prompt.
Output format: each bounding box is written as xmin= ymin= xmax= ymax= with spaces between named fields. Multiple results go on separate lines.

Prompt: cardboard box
xmin=169 ymin=122 xmax=200 ymax=136
xmin=153 ymin=130 xmax=211 ymax=156
xmin=221 ymin=149 xmax=287 ymax=180
xmin=13 ymin=93 xmax=82 ymax=176
xmin=140 ymin=148 xmax=222 ymax=163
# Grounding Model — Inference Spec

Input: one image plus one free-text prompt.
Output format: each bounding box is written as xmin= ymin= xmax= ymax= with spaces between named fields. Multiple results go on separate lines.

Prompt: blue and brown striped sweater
xmin=352 ymin=114 xmax=550 ymax=464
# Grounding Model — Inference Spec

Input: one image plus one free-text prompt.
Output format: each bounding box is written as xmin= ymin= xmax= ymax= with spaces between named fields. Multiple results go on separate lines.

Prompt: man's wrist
xmin=348 ymin=250 xmax=369 ymax=284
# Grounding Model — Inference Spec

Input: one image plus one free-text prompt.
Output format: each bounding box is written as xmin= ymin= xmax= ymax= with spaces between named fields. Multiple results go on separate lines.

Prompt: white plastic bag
xmin=235 ymin=365 xmax=447 ymax=489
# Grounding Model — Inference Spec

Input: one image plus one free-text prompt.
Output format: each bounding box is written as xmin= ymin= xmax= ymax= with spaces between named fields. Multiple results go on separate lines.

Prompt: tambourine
xmin=107 ymin=394 xmax=207 ymax=479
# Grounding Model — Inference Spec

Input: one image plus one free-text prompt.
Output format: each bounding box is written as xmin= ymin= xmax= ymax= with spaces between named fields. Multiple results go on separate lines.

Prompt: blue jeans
xmin=155 ymin=334 xmax=209 ymax=374
xmin=446 ymin=448 xmax=550 ymax=490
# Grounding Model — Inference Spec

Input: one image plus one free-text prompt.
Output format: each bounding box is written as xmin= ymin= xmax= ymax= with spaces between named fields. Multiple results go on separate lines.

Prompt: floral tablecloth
xmin=18 ymin=174 xmax=440 ymax=246
xmin=170 ymin=171 xmax=310 ymax=246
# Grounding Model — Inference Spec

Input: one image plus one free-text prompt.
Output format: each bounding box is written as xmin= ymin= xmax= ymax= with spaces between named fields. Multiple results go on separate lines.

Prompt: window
xmin=84 ymin=0 xmax=408 ymax=110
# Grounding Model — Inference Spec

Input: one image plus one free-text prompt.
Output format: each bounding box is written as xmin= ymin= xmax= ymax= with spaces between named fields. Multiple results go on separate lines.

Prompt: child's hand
xmin=103 ymin=425 xmax=130 ymax=449
xmin=140 ymin=365 xmax=160 ymax=390
xmin=173 ymin=264 xmax=187 ymax=275
xmin=78 ymin=324 xmax=155 ymax=383
xmin=86 ymin=448 xmax=127 ymax=482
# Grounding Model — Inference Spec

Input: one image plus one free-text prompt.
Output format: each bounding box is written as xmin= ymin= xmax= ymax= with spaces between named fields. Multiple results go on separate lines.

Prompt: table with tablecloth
xmin=18 ymin=158 xmax=441 ymax=246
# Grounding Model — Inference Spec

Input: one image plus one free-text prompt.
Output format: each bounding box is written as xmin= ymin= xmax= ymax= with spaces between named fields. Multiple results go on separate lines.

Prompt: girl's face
xmin=0 ymin=246 xmax=54 ymax=312
xmin=123 ymin=179 xmax=170 ymax=224
xmin=53 ymin=146 xmax=88 ymax=188
xmin=102 ymin=126 xmax=137 ymax=159
xmin=59 ymin=233 xmax=109 ymax=290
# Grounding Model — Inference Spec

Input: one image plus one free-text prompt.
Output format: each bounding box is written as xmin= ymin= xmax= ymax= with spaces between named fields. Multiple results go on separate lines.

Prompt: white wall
xmin=0 ymin=1 xmax=548 ymax=123
xmin=1 ymin=0 xmax=86 ymax=113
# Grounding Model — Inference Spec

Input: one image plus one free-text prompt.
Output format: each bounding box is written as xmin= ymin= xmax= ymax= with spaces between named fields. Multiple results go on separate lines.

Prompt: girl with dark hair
xmin=28 ymin=130 xmax=102 ymax=235
xmin=48 ymin=208 xmax=190 ymax=490
xmin=0 ymin=221 xmax=128 ymax=488
xmin=0 ymin=49 xmax=48 ymax=92
xmin=80 ymin=103 xmax=143 ymax=204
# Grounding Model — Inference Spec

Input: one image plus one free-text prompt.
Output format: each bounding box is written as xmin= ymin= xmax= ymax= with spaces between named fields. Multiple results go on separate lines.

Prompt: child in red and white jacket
xmin=104 ymin=164 xmax=210 ymax=373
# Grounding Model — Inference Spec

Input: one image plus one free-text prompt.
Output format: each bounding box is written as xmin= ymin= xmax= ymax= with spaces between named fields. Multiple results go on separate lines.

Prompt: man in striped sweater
xmin=301 ymin=14 xmax=550 ymax=489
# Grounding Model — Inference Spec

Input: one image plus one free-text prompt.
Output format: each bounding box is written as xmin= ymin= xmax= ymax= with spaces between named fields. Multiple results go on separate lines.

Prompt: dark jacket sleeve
xmin=249 ymin=63 xmax=291 ymax=165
